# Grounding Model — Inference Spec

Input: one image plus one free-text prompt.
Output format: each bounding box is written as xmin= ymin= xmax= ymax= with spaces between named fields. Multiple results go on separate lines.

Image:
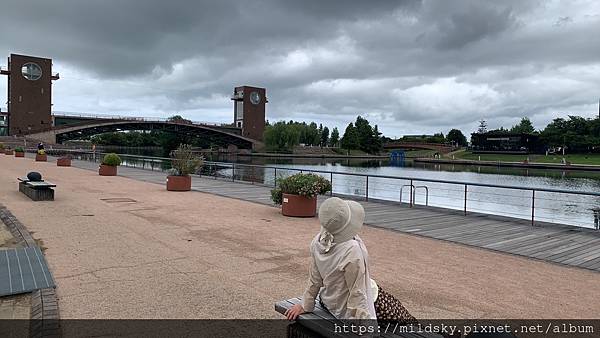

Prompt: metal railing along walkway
xmin=42 ymin=149 xmax=600 ymax=230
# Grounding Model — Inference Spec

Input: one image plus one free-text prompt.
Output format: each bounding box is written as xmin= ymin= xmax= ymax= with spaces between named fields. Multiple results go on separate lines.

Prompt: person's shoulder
xmin=338 ymin=240 xmax=363 ymax=258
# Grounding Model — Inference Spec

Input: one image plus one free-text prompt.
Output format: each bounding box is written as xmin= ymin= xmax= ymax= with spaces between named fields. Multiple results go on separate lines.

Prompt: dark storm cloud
xmin=1 ymin=0 xmax=599 ymax=137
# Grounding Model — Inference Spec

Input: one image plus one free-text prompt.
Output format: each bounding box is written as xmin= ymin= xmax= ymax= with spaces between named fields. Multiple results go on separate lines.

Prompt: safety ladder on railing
xmin=400 ymin=184 xmax=429 ymax=207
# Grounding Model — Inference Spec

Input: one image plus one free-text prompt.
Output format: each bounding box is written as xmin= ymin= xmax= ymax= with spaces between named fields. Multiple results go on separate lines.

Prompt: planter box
xmin=35 ymin=154 xmax=48 ymax=162
xmin=99 ymin=164 xmax=118 ymax=176
xmin=5 ymin=150 xmax=14 ymax=155
xmin=166 ymin=175 xmax=192 ymax=191
xmin=282 ymin=193 xmax=317 ymax=217
xmin=57 ymin=158 xmax=72 ymax=167
xmin=15 ymin=152 xmax=24 ymax=157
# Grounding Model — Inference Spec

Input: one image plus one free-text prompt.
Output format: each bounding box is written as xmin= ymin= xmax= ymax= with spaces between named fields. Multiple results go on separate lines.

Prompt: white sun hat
xmin=318 ymin=197 xmax=365 ymax=251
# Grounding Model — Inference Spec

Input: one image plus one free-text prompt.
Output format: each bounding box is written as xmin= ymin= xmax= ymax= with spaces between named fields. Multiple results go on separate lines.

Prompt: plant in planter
xmin=271 ymin=173 xmax=332 ymax=217
xmin=166 ymin=144 xmax=203 ymax=191
xmin=57 ymin=154 xmax=72 ymax=167
xmin=99 ymin=153 xmax=121 ymax=176
xmin=14 ymin=147 xmax=24 ymax=157
xmin=0 ymin=143 xmax=4 ymax=153
xmin=35 ymin=149 xmax=47 ymax=162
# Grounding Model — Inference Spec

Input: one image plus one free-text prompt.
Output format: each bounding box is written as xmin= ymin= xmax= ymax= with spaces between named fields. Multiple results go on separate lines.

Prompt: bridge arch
xmin=28 ymin=120 xmax=258 ymax=149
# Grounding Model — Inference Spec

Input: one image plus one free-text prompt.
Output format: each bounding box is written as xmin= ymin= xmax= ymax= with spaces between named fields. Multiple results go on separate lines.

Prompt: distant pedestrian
xmin=37 ymin=142 xmax=44 ymax=151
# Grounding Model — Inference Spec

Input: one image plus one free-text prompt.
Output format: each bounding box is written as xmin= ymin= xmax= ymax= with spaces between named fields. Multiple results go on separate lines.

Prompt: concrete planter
xmin=281 ymin=193 xmax=317 ymax=217
xmin=35 ymin=154 xmax=48 ymax=162
xmin=166 ymin=175 xmax=192 ymax=191
xmin=15 ymin=152 xmax=24 ymax=157
xmin=57 ymin=158 xmax=72 ymax=167
xmin=99 ymin=164 xmax=118 ymax=176
xmin=5 ymin=150 xmax=14 ymax=155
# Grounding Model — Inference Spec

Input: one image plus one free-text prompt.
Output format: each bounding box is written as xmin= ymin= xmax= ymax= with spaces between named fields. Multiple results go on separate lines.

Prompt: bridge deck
xmin=60 ymin=155 xmax=600 ymax=273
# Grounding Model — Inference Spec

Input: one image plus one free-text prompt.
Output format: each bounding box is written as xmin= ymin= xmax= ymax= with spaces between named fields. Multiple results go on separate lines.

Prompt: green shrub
xmin=169 ymin=144 xmax=203 ymax=176
xmin=37 ymin=149 xmax=46 ymax=155
xmin=271 ymin=173 xmax=331 ymax=205
xmin=0 ymin=143 xmax=4 ymax=150
xmin=14 ymin=147 xmax=24 ymax=153
xmin=102 ymin=153 xmax=122 ymax=166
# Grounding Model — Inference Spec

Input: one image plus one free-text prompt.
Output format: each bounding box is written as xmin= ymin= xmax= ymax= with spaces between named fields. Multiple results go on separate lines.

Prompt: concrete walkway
xmin=0 ymin=154 xmax=599 ymax=319
xmin=69 ymin=156 xmax=600 ymax=273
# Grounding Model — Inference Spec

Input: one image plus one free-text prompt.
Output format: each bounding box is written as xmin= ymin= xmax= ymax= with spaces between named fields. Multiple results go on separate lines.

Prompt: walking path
xmin=71 ymin=157 xmax=600 ymax=273
xmin=0 ymin=153 xmax=599 ymax=320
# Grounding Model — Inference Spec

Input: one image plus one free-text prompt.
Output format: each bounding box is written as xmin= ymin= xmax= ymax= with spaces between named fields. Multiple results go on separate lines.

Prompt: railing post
xmin=232 ymin=163 xmax=235 ymax=182
xmin=330 ymin=172 xmax=333 ymax=196
xmin=531 ymin=189 xmax=535 ymax=226
xmin=365 ymin=176 xmax=369 ymax=202
xmin=409 ymin=179 xmax=413 ymax=208
xmin=464 ymin=184 xmax=468 ymax=216
xmin=274 ymin=168 xmax=277 ymax=187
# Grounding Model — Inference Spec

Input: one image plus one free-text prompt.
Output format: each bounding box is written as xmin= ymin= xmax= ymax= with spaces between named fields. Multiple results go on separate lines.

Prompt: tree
xmin=510 ymin=117 xmax=535 ymax=134
xmin=308 ymin=122 xmax=320 ymax=146
xmin=329 ymin=127 xmax=340 ymax=147
xmin=447 ymin=129 xmax=467 ymax=146
xmin=372 ymin=125 xmax=383 ymax=151
xmin=477 ymin=119 xmax=488 ymax=134
xmin=168 ymin=115 xmax=192 ymax=124
xmin=352 ymin=115 xmax=383 ymax=154
xmin=320 ymin=126 xmax=329 ymax=147
xmin=341 ymin=123 xmax=359 ymax=150
xmin=263 ymin=121 xmax=300 ymax=152
xmin=354 ymin=116 xmax=373 ymax=152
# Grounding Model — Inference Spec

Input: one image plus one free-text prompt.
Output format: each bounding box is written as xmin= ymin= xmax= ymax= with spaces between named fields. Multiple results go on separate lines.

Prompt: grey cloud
xmin=1 ymin=0 xmax=600 ymax=138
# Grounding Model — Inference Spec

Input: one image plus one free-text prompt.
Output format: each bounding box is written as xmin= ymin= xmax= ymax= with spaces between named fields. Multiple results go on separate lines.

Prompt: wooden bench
xmin=17 ymin=177 xmax=56 ymax=201
xmin=275 ymin=297 xmax=444 ymax=338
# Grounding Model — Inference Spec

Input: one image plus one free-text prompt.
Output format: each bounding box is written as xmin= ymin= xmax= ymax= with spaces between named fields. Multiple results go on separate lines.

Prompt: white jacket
xmin=302 ymin=234 xmax=377 ymax=320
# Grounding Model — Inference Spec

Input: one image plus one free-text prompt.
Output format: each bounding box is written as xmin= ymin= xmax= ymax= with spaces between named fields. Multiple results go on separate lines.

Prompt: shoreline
xmin=415 ymin=158 xmax=600 ymax=171
xmin=236 ymin=152 xmax=389 ymax=159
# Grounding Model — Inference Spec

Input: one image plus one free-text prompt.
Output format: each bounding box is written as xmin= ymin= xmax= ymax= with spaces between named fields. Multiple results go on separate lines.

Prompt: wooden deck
xmin=67 ymin=157 xmax=600 ymax=273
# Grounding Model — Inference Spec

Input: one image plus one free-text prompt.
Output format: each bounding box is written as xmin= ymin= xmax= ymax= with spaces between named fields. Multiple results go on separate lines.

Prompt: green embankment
xmin=455 ymin=151 xmax=600 ymax=165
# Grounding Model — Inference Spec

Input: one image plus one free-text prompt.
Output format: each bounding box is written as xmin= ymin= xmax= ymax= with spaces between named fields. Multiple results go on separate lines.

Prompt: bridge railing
xmin=51 ymin=112 xmax=235 ymax=128
xmin=52 ymin=150 xmax=600 ymax=230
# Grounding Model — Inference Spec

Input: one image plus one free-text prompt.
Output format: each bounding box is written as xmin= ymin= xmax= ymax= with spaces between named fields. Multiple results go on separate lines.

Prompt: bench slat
xmin=25 ymin=181 xmax=56 ymax=188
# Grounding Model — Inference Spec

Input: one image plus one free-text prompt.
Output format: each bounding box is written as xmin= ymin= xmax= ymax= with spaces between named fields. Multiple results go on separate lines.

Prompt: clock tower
xmin=231 ymin=85 xmax=266 ymax=141
xmin=1 ymin=54 xmax=59 ymax=136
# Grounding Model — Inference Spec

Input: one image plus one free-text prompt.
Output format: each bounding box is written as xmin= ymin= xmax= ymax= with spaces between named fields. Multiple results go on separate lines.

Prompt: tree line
xmin=263 ymin=120 xmax=339 ymax=152
xmin=89 ymin=115 xmax=218 ymax=151
xmin=475 ymin=116 xmax=600 ymax=153
xmin=264 ymin=115 xmax=383 ymax=154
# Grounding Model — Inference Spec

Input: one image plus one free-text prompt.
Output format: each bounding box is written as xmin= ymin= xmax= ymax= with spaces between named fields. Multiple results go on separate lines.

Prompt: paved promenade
xmin=0 ymin=153 xmax=599 ymax=319
xmin=70 ymin=157 xmax=600 ymax=273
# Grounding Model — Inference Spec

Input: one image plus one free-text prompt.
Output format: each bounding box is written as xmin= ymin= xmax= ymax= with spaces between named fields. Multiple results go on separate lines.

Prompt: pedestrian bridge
xmin=26 ymin=119 xmax=259 ymax=149
xmin=383 ymin=141 xmax=456 ymax=153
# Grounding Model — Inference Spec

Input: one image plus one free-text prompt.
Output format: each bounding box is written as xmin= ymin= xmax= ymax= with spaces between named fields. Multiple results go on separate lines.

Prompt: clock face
xmin=250 ymin=91 xmax=261 ymax=105
xmin=21 ymin=62 xmax=42 ymax=81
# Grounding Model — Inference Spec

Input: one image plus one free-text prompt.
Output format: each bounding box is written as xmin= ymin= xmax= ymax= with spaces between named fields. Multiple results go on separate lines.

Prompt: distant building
xmin=231 ymin=86 xmax=267 ymax=141
xmin=0 ymin=54 xmax=59 ymax=136
xmin=470 ymin=132 xmax=542 ymax=154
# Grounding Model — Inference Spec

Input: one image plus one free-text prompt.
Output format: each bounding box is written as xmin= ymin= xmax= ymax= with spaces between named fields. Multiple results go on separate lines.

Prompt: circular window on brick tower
xmin=21 ymin=62 xmax=42 ymax=81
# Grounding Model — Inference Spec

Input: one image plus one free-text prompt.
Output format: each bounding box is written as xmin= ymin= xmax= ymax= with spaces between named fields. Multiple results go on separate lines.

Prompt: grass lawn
xmin=455 ymin=151 xmax=600 ymax=165
xmin=403 ymin=149 xmax=437 ymax=158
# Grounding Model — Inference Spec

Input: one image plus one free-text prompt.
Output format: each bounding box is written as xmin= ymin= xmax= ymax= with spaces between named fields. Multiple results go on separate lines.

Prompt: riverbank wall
xmin=415 ymin=158 xmax=600 ymax=171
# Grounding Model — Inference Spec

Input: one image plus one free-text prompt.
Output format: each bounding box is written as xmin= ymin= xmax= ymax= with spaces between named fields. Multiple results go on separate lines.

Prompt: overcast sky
xmin=1 ymin=0 xmax=600 ymax=137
